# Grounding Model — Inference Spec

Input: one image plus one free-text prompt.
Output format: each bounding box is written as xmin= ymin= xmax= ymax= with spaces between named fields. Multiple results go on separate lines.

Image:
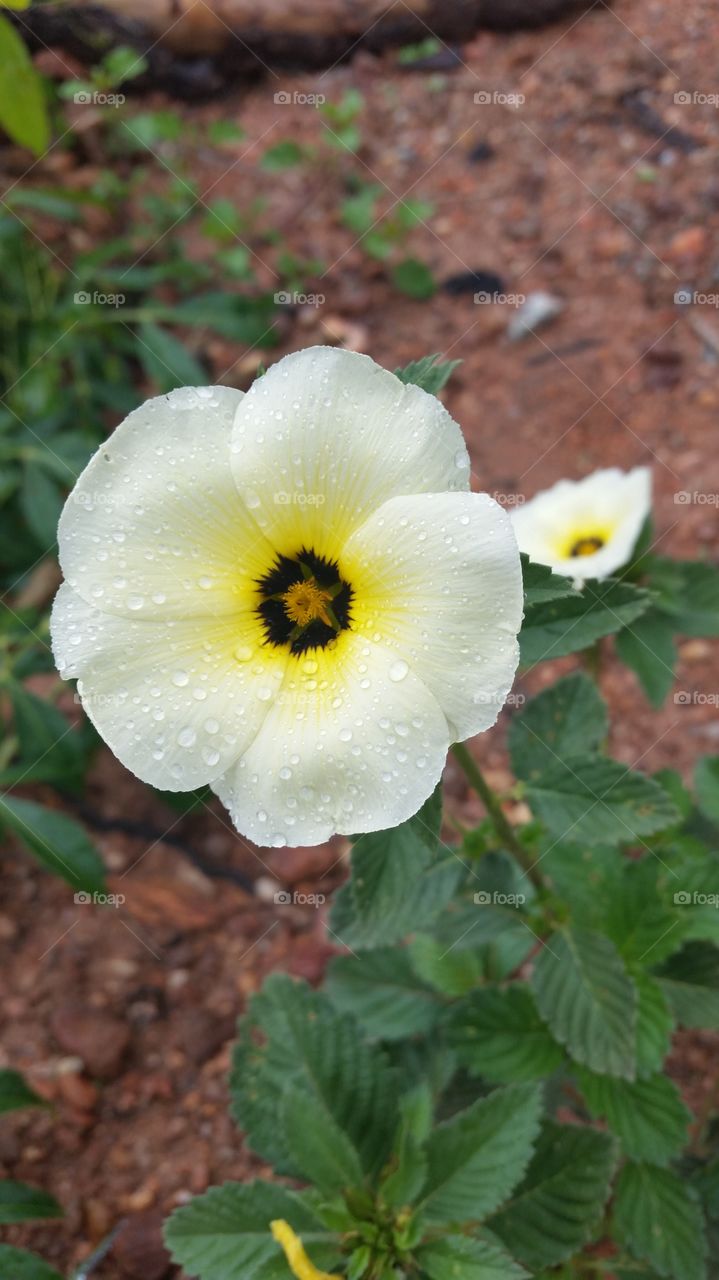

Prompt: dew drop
xmin=172 ymin=670 xmax=189 ymax=687
xmin=389 ymin=659 xmax=409 ymax=683
xmin=178 ymin=727 xmax=197 ymax=748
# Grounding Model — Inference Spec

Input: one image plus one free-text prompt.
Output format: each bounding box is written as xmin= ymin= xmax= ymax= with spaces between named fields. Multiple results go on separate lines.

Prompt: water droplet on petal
xmin=389 ymin=659 xmax=409 ymax=683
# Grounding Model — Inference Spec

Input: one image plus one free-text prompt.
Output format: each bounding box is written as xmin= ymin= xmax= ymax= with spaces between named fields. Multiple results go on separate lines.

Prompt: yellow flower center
xmin=270 ymin=1219 xmax=340 ymax=1280
xmin=282 ymin=578 xmax=336 ymax=629
xmin=569 ymin=535 xmax=605 ymax=558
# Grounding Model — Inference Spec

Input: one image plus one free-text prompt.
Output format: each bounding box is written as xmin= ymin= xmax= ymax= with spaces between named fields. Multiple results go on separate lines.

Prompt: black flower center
xmin=256 ymin=548 xmax=353 ymax=654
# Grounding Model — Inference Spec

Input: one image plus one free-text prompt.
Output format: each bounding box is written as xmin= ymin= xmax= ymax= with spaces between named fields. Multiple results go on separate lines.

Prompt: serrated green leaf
xmin=408 ymin=931 xmax=487 ymax=997
xmin=230 ymin=975 xmax=399 ymax=1178
xmin=330 ymin=790 xmax=463 ymax=949
xmin=604 ymin=857 xmax=682 ymax=967
xmin=416 ymin=1235 xmax=528 ymax=1280
xmin=635 ymin=973 xmax=674 ymax=1077
xmin=526 ymin=756 xmax=679 ymax=847
xmin=658 ymin=942 xmax=719 ymax=1028
xmin=0 ymin=1247 xmax=63 ymax=1280
xmin=695 ymin=757 xmax=719 ymax=826
xmin=165 ymin=1181 xmax=337 ymax=1280
xmin=654 ymin=768 xmax=693 ymax=822
xmin=325 ymin=947 xmax=441 ymax=1040
xmin=613 ymin=1162 xmax=707 ymax=1280
xmin=0 ymin=1069 xmax=43 ymax=1114
xmin=508 ymin=673 xmax=608 ymax=782
xmin=577 ymin=1069 xmax=689 ymax=1164
xmin=650 ymin=557 xmax=719 ymax=636
xmin=540 ymin=842 xmax=624 ymax=930
xmin=0 ymin=796 xmax=106 ymax=894
xmin=419 ymin=1083 xmax=541 ymax=1224
xmin=0 ymin=1181 xmax=62 ymax=1223
xmin=281 ymin=1083 xmax=363 ymax=1195
xmin=615 ymin=608 xmax=676 ymax=707
xmin=520 ymin=577 xmax=650 ymax=666
xmin=489 ymin=1122 xmax=616 ymax=1269
xmin=520 ymin=554 xmax=576 ymax=608
xmin=531 ymin=928 xmax=637 ymax=1078
xmin=444 ymin=986 xmax=564 ymax=1083
xmin=394 ymin=354 xmax=461 ymax=395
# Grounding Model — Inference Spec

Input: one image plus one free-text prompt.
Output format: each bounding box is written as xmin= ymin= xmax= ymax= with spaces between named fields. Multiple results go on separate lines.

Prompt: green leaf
xmin=0 ymin=1181 xmax=62 ymax=1223
xmin=650 ymin=556 xmax=719 ymax=636
xmin=330 ymin=789 xmax=463 ymax=949
xmin=161 ymin=292 xmax=277 ymax=345
xmin=165 ymin=1181 xmax=338 ymax=1280
xmin=0 ymin=1247 xmax=63 ymax=1280
xmin=19 ymin=464 xmax=63 ymax=550
xmin=539 ymin=842 xmax=623 ymax=931
xmin=445 ymin=985 xmax=564 ymax=1083
xmin=230 ymin=975 xmax=399 ymax=1178
xmin=416 ymin=1236 xmax=528 ymax=1280
xmin=391 ymin=257 xmax=436 ymax=298
xmin=489 ymin=1122 xmax=616 ymax=1269
xmin=281 ymin=1083 xmax=363 ymax=1195
xmin=508 ymin=673 xmax=608 ymax=782
xmin=531 ymin=928 xmax=637 ymax=1078
xmin=137 ymin=321 xmax=206 ymax=392
xmin=520 ymin=555 xmax=576 ymax=608
xmin=577 ymin=1069 xmax=689 ymax=1164
xmin=419 ymin=1083 xmax=542 ymax=1224
xmin=658 ymin=942 xmax=719 ymax=1028
xmin=695 ymin=756 xmax=719 ymax=826
xmin=0 ymin=1068 xmax=43 ymax=1114
xmin=8 ymin=679 xmax=88 ymax=789
xmin=260 ymin=140 xmax=305 ymax=171
xmin=635 ymin=973 xmax=674 ymax=1077
xmin=0 ymin=15 xmax=49 ymax=155
xmin=520 ymin=577 xmax=650 ymax=666
xmin=325 ymin=947 xmax=441 ymax=1040
xmin=615 ymin=608 xmax=677 ymax=707
xmin=0 ymin=796 xmax=106 ymax=893
xmin=613 ymin=1162 xmax=707 ymax=1280
xmin=604 ymin=857 xmax=682 ymax=968
xmin=526 ymin=756 xmax=679 ymax=846
xmin=394 ymin=354 xmax=461 ymax=395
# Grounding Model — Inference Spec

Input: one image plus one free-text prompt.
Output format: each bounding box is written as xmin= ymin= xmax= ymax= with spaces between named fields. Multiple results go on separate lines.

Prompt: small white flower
xmin=51 ymin=347 xmax=523 ymax=847
xmin=511 ymin=466 xmax=652 ymax=584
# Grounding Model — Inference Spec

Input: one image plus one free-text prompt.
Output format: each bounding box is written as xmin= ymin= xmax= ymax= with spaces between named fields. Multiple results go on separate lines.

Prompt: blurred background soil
xmin=2 ymin=0 xmax=719 ymax=1273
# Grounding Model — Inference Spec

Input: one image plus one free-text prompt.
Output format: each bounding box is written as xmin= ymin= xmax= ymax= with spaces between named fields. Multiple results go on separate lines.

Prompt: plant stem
xmin=451 ymin=742 xmax=542 ymax=888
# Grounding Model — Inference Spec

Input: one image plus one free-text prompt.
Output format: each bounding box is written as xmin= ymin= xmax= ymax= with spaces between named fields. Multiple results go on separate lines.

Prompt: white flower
xmin=510 ymin=466 xmax=652 ymax=583
xmin=51 ymin=347 xmax=523 ymax=848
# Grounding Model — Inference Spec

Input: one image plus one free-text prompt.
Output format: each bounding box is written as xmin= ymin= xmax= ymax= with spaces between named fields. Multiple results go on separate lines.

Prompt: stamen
xmin=282 ymin=578 xmax=337 ymax=629
xmin=569 ymin=535 xmax=605 ymax=558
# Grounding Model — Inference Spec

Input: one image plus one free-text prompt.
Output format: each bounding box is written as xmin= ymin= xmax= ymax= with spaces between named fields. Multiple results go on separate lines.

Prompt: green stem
xmin=451 ymin=742 xmax=542 ymax=888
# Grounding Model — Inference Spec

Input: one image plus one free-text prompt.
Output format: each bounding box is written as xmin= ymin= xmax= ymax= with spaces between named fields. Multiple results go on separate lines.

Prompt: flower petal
xmin=511 ymin=466 xmax=652 ymax=580
xmin=51 ymin=583 xmax=288 ymax=790
xmin=341 ymin=491 xmax=523 ymax=740
xmin=58 ymin=386 xmax=274 ymax=620
xmin=211 ymin=630 xmax=451 ymax=846
xmin=229 ymin=346 xmax=471 ymax=558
